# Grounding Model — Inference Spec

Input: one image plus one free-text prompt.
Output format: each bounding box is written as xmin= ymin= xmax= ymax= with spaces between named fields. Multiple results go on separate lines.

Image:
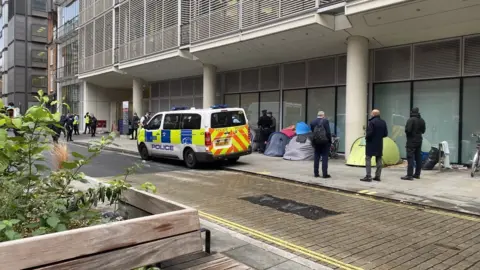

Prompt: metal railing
xmin=56 ymin=64 xmax=79 ymax=81
xmin=190 ymin=0 xmax=322 ymax=43
xmin=55 ymin=16 xmax=79 ymax=43
xmin=79 ymin=0 xmax=114 ymax=26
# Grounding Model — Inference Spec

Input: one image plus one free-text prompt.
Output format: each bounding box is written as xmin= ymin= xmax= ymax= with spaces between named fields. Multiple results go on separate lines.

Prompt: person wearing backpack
xmin=310 ymin=111 xmax=332 ymax=178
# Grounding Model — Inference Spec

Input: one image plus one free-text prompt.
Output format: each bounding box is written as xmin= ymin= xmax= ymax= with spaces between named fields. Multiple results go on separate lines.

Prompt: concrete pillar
xmin=56 ymin=84 xmax=62 ymax=114
xmin=345 ymin=35 xmax=369 ymax=159
xmin=203 ymin=64 xmax=216 ymax=109
xmin=132 ymin=78 xmax=143 ymax=116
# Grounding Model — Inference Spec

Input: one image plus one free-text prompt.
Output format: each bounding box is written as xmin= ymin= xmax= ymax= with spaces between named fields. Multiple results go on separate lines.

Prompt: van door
xmin=160 ymin=113 xmax=182 ymax=157
xmin=209 ymin=110 xmax=250 ymax=156
xmin=144 ymin=114 xmax=163 ymax=156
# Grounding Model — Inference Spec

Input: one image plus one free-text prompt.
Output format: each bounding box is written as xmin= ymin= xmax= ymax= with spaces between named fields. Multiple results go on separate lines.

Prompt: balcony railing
xmin=55 ymin=16 xmax=79 ymax=43
xmin=56 ymin=64 xmax=79 ymax=81
xmin=79 ymin=0 xmax=114 ymax=26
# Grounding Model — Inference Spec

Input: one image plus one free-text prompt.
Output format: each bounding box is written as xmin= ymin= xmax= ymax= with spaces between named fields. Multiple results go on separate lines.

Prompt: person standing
xmin=267 ymin=111 xmax=276 ymax=132
xmin=84 ymin=112 xmax=91 ymax=134
xmin=401 ymin=107 xmax=426 ymax=180
xmin=73 ymin=114 xmax=80 ymax=135
xmin=59 ymin=114 xmax=67 ymax=138
xmin=131 ymin=112 xmax=140 ymax=140
xmin=90 ymin=114 xmax=98 ymax=137
xmin=257 ymin=110 xmax=273 ymax=153
xmin=361 ymin=109 xmax=388 ymax=182
xmin=140 ymin=112 xmax=151 ymax=127
xmin=310 ymin=111 xmax=332 ymax=178
xmin=65 ymin=114 xmax=74 ymax=142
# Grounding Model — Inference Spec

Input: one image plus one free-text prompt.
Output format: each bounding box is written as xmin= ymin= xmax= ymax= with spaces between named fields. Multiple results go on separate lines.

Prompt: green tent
xmin=346 ymin=136 xmax=402 ymax=167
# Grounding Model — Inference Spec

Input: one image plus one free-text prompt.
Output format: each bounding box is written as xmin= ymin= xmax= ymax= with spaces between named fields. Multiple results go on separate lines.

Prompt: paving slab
xmin=267 ymin=260 xmax=315 ymax=270
xmin=225 ymin=244 xmax=289 ymax=270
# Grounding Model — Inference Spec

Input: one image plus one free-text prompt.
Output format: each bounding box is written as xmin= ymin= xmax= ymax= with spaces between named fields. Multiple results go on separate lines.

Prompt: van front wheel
xmin=184 ymin=148 xmax=198 ymax=169
xmin=139 ymin=144 xmax=150 ymax=160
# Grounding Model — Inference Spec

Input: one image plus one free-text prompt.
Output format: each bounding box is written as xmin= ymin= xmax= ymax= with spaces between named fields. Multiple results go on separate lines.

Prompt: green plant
xmin=0 ymin=90 xmax=141 ymax=241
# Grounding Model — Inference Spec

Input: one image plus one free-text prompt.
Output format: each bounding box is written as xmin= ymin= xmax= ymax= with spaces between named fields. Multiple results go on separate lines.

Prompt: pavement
xmin=70 ymin=133 xmax=480 ymax=216
xmin=64 ymin=142 xmax=480 ymax=270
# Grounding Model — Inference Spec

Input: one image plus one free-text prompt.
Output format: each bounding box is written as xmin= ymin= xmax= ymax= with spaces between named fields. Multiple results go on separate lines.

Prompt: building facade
xmin=48 ymin=0 xmax=480 ymax=164
xmin=1 ymin=0 xmax=51 ymax=112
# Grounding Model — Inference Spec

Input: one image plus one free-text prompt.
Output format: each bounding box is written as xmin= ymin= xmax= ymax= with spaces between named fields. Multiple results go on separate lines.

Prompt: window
xmin=181 ymin=114 xmax=202 ymax=129
xmin=225 ymin=94 xmax=240 ymax=107
xmin=461 ymin=77 xmax=480 ymax=164
xmin=163 ymin=114 xmax=182 ymax=130
xmin=307 ymin=88 xmax=335 ymax=126
xmin=32 ymin=76 xmax=47 ymax=87
xmin=32 ymin=50 xmax=48 ymax=63
xmin=260 ymin=91 xmax=280 ymax=131
xmin=282 ymin=90 xmax=306 ymax=128
xmin=373 ymin=82 xmax=411 ymax=158
xmin=240 ymin=93 xmax=259 ymax=128
xmin=32 ymin=0 xmax=47 ymax=11
xmin=413 ymin=79 xmax=460 ymax=163
xmin=336 ymin=86 xmax=346 ymax=152
xmin=146 ymin=114 xmax=163 ymax=130
xmin=32 ymin=25 xmax=48 ymax=38
xmin=211 ymin=111 xmax=247 ymax=128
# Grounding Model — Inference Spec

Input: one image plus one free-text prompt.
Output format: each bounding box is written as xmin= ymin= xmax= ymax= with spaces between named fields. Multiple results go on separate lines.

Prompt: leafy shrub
xmin=0 ymin=90 xmax=140 ymax=241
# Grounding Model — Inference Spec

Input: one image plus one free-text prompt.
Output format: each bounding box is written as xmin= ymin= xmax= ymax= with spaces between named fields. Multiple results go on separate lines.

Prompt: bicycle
xmin=329 ymin=135 xmax=340 ymax=159
xmin=470 ymin=133 xmax=480 ymax=178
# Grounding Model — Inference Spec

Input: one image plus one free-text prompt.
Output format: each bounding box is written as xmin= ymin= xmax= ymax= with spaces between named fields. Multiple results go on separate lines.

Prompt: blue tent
xmin=295 ymin=122 xmax=310 ymax=135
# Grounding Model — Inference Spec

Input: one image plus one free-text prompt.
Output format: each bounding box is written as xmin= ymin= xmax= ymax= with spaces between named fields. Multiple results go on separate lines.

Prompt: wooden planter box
xmin=0 ymin=189 xmax=202 ymax=270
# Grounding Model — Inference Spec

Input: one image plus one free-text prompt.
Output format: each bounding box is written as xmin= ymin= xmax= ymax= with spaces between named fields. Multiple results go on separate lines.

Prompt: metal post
xmin=24 ymin=8 xmax=29 ymax=113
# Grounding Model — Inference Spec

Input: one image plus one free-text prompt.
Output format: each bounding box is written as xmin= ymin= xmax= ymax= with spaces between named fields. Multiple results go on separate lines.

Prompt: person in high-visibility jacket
xmin=73 ymin=114 xmax=79 ymax=135
xmin=84 ymin=112 xmax=91 ymax=134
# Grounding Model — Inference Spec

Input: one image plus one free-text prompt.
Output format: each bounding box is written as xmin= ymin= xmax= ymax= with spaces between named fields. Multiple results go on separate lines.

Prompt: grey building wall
xmin=4 ymin=0 xmax=49 ymax=110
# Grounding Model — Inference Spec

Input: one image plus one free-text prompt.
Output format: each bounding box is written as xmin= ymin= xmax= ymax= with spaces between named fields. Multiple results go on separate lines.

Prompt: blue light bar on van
xmin=210 ymin=104 xmax=228 ymax=109
xmin=171 ymin=106 xmax=189 ymax=111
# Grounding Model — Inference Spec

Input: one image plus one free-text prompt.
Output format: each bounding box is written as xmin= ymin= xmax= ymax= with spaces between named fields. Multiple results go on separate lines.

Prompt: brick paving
xmin=117 ymin=168 xmax=480 ymax=270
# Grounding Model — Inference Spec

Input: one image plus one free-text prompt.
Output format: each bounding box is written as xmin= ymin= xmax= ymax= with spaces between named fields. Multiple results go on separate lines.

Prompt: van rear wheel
xmin=184 ymin=148 xmax=198 ymax=169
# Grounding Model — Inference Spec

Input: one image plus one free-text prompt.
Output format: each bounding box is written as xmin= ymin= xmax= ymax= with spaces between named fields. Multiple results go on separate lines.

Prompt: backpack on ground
xmin=312 ymin=121 xmax=329 ymax=146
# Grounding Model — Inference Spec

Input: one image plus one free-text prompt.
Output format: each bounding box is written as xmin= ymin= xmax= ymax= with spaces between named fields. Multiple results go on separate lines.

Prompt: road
xmin=66 ymin=143 xmax=480 ymax=270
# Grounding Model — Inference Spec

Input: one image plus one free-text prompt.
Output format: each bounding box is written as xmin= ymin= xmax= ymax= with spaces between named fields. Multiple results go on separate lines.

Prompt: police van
xmin=137 ymin=105 xmax=252 ymax=168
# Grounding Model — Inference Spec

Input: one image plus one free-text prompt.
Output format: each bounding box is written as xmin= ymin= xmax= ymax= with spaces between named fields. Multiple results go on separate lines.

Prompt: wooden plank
xmin=0 ymin=209 xmax=200 ymax=269
xmin=159 ymin=252 xmax=209 ymax=268
xmin=36 ymin=231 xmax=203 ymax=270
xmin=164 ymin=253 xmax=226 ymax=270
xmin=121 ymin=189 xmax=194 ymax=215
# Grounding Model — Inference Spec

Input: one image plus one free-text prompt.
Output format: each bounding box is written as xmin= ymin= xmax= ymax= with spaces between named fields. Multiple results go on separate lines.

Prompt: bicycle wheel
xmin=438 ymin=145 xmax=445 ymax=171
xmin=471 ymin=152 xmax=479 ymax=178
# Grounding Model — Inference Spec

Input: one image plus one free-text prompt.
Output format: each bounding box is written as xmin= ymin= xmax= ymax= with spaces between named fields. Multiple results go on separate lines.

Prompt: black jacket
xmin=132 ymin=115 xmax=140 ymax=129
xmin=405 ymin=111 xmax=426 ymax=148
xmin=310 ymin=117 xmax=332 ymax=144
xmin=65 ymin=117 xmax=74 ymax=130
xmin=257 ymin=115 xmax=272 ymax=130
xmin=365 ymin=116 xmax=388 ymax=157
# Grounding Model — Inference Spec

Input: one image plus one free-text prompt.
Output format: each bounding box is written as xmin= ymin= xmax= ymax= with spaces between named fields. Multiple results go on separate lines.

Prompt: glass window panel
xmin=336 ymin=86 xmax=346 ymax=152
xmin=32 ymin=0 xmax=47 ymax=11
xmin=307 ymin=88 xmax=335 ymax=130
xmin=260 ymin=91 xmax=280 ymax=131
xmin=143 ymin=99 xmax=149 ymax=115
xmin=32 ymin=25 xmax=48 ymax=38
xmin=32 ymin=50 xmax=48 ymax=63
xmin=461 ymin=77 xmax=480 ymax=164
xmin=373 ymin=82 xmax=411 ymax=158
xmin=282 ymin=89 xmax=306 ymax=128
xmin=159 ymin=99 xmax=169 ymax=111
xmin=194 ymin=97 xmax=203 ymax=108
xmin=413 ymin=79 xmax=460 ymax=163
xmin=171 ymin=97 xmax=193 ymax=108
xmin=240 ymin=93 xmax=259 ymax=128
xmin=32 ymin=75 xmax=47 ymax=87
xmin=151 ymin=99 xmax=159 ymax=113
xmin=225 ymin=94 xmax=239 ymax=107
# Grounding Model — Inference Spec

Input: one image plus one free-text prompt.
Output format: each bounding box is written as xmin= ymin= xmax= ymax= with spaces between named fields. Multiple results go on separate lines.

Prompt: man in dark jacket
xmin=59 ymin=114 xmax=67 ymax=138
xmin=65 ymin=114 xmax=75 ymax=142
xmin=401 ymin=107 xmax=426 ymax=180
xmin=257 ymin=110 xmax=273 ymax=153
xmin=131 ymin=112 xmax=140 ymax=140
xmin=310 ymin=111 xmax=332 ymax=178
xmin=90 ymin=114 xmax=98 ymax=137
xmin=361 ymin=109 xmax=388 ymax=182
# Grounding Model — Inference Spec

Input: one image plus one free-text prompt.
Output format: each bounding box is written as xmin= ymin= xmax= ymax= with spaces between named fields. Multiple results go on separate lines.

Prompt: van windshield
xmin=211 ymin=111 xmax=247 ymax=128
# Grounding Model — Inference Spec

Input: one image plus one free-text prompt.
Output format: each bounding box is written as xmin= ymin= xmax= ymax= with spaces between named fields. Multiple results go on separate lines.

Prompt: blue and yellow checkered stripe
xmin=138 ymin=128 xmax=205 ymax=146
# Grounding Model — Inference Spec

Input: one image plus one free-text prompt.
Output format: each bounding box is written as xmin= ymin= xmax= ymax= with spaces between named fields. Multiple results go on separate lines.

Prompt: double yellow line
xmin=199 ymin=211 xmax=363 ymax=270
